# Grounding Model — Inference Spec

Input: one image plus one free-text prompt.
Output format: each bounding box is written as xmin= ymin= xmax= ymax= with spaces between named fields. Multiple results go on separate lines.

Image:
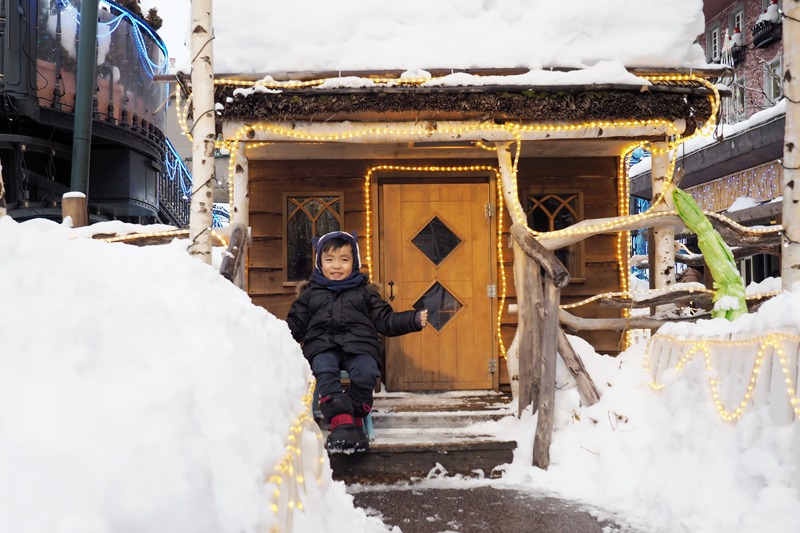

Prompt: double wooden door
xmin=382 ymin=182 xmax=494 ymax=391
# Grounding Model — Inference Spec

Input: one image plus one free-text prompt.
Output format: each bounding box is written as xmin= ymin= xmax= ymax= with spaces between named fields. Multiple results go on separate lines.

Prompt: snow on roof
xmin=629 ymin=99 xmax=787 ymax=178
xmin=146 ymin=0 xmax=709 ymax=77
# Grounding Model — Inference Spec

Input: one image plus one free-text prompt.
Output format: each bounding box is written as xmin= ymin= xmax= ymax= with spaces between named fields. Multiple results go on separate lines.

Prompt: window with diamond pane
xmin=411 ymin=216 xmax=462 ymax=266
xmin=413 ymin=282 xmax=463 ymax=331
xmin=286 ymin=195 xmax=343 ymax=281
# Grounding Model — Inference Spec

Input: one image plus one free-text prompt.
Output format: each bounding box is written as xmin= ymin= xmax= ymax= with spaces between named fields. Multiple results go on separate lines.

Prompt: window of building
xmin=525 ymin=192 xmax=584 ymax=277
xmin=707 ymin=26 xmax=720 ymax=62
xmin=734 ymin=74 xmax=746 ymax=119
xmin=766 ymin=57 xmax=783 ymax=103
xmin=731 ymin=8 xmax=743 ymax=34
xmin=739 ymin=253 xmax=780 ymax=286
xmin=285 ymin=194 xmax=343 ymax=281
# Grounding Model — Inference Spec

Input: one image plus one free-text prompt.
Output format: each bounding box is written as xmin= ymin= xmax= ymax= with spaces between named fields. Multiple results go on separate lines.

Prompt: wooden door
xmin=382 ymin=182 xmax=494 ymax=391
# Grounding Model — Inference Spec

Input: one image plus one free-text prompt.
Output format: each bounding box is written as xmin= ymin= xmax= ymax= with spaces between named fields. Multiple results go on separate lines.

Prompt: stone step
xmin=370 ymin=410 xmax=508 ymax=429
xmin=329 ymin=429 xmax=516 ymax=483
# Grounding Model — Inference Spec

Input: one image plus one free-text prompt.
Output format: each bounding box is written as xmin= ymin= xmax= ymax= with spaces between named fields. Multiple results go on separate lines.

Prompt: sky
xmin=141 ymin=0 xmax=709 ymax=76
xmin=2 ymin=216 xmax=800 ymax=532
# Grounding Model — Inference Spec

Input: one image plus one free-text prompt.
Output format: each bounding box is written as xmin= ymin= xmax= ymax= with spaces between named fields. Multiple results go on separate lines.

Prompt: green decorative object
xmin=673 ymin=189 xmax=746 ymax=320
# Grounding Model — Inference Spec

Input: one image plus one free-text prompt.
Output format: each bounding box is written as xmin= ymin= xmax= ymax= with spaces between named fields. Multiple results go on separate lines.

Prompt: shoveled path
xmin=351 ymin=485 xmax=641 ymax=533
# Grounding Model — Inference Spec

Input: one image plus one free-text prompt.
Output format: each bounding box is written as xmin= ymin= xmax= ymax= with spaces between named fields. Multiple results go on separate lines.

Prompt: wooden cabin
xmin=211 ymin=70 xmax=718 ymax=393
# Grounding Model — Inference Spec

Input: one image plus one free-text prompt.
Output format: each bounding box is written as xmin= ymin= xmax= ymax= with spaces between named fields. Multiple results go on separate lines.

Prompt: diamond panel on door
xmin=411 ymin=216 xmax=461 ymax=266
xmin=413 ymin=282 xmax=463 ymax=331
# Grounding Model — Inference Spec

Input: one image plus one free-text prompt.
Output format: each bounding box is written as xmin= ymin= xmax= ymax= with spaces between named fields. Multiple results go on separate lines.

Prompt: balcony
xmin=36 ymin=1 xmax=169 ymax=138
xmin=752 ymin=20 xmax=782 ymax=49
xmin=731 ymin=45 xmax=745 ymax=66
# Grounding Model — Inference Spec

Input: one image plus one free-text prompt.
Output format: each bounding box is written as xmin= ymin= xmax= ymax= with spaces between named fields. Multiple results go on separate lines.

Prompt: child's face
xmin=320 ymin=244 xmax=354 ymax=281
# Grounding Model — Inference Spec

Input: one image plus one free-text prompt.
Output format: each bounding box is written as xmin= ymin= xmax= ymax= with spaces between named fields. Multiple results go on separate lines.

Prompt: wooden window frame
xmin=766 ymin=56 xmax=783 ymax=104
xmin=523 ymin=189 xmax=585 ymax=280
xmin=282 ymin=191 xmax=344 ymax=285
xmin=731 ymin=7 xmax=743 ymax=34
xmin=707 ymin=26 xmax=720 ymax=62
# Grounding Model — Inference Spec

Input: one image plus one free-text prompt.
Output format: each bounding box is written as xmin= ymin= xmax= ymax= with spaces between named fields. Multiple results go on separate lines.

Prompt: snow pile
xmin=467 ymin=293 xmax=800 ymax=533
xmin=143 ymin=0 xmax=708 ymax=75
xmin=0 ymin=217 xmax=390 ymax=533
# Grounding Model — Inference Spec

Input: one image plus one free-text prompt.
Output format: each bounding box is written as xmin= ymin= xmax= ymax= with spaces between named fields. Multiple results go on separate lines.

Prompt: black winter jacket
xmin=286 ymin=275 xmax=421 ymax=364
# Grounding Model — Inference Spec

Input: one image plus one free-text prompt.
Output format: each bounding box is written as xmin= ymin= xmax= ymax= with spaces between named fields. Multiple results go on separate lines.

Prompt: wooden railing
xmin=646 ymin=330 xmax=800 ymax=424
xmin=509 ymin=208 xmax=785 ymax=469
xmin=510 ymin=223 xmax=599 ymax=468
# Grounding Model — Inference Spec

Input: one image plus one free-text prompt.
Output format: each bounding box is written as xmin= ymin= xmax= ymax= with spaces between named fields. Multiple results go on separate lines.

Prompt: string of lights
xmin=266 ymin=379 xmax=325 ymax=532
xmin=58 ymin=0 xmax=169 ymax=78
xmin=361 ymin=164 xmax=509 ymax=360
xmin=644 ymin=332 xmax=800 ymax=422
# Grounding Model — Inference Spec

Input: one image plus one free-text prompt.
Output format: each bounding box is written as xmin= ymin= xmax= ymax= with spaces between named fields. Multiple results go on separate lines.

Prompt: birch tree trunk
xmin=232 ymin=141 xmax=249 ymax=227
xmin=650 ymin=141 xmax=676 ymax=291
xmin=783 ymin=0 xmax=800 ymax=289
xmin=497 ymin=142 xmax=528 ymax=407
xmin=189 ymin=0 xmax=215 ymax=264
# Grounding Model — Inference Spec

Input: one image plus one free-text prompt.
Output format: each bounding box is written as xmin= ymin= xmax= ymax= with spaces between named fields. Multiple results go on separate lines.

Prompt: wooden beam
xmin=559 ymin=308 xmax=709 ymax=331
xmin=222 ymin=120 xmax=681 ymax=144
xmin=557 ymin=329 xmax=601 ymax=407
xmin=510 ymin=223 xmax=570 ymax=288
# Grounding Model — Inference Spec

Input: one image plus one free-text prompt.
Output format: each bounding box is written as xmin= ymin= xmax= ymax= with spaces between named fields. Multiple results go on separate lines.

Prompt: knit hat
xmin=313 ymin=231 xmax=361 ymax=273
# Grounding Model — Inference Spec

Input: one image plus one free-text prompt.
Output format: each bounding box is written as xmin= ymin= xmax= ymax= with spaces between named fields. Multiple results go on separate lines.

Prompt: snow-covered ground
xmin=2 ymin=215 xmax=799 ymax=533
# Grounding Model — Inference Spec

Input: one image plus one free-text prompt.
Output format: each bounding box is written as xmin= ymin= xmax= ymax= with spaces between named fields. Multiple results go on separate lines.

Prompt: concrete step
xmin=370 ymin=410 xmax=507 ymax=429
xmin=327 ymin=391 xmax=516 ymax=483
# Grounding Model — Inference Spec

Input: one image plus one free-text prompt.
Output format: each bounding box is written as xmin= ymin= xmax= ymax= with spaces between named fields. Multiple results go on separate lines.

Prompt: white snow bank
xmin=0 ymin=217 xmax=390 ymax=533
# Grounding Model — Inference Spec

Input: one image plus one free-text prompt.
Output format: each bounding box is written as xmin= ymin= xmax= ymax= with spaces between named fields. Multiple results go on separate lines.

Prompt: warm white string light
xmin=644 ymin=332 xmax=800 ymax=422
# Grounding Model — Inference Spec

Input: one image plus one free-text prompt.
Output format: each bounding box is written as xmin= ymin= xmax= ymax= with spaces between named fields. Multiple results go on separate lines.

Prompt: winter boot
xmin=319 ymin=393 xmax=360 ymax=453
xmin=351 ymin=399 xmax=373 ymax=453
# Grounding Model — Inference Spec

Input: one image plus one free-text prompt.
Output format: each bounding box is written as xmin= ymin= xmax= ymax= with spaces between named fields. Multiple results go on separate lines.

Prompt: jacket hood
xmin=313 ymin=231 xmax=361 ymax=273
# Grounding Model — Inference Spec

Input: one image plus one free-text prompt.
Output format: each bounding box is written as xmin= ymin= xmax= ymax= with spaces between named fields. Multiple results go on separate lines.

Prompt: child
xmin=287 ymin=231 xmax=428 ymax=453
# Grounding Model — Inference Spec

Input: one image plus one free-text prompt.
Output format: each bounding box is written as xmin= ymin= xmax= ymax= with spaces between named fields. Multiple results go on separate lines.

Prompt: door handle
xmin=388 ymin=280 xmax=395 ymax=301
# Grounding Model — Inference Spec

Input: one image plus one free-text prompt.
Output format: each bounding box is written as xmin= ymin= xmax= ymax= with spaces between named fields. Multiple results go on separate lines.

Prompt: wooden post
xmin=782 ymin=0 xmax=800 ymax=289
xmin=650 ymin=141 xmax=676 ymax=291
xmin=232 ymin=141 xmax=249 ymax=227
xmin=220 ymin=222 xmax=248 ymax=284
xmin=62 ymin=192 xmax=88 ymax=228
xmin=557 ymin=328 xmax=600 ymax=406
xmin=533 ymin=280 xmax=560 ymax=469
xmin=515 ymin=247 xmax=543 ymax=416
xmin=188 ymin=0 xmax=215 ymax=264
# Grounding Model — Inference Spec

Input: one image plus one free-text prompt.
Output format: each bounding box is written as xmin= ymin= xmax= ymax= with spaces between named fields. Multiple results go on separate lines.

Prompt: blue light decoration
xmin=212 ymin=204 xmax=231 ymax=228
xmin=60 ymin=0 xmax=169 ymax=79
xmin=628 ymin=150 xmax=651 ymax=281
xmin=164 ymin=138 xmax=192 ymax=199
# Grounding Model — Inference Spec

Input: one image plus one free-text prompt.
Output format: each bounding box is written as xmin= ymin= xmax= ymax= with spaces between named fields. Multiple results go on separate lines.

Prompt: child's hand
xmin=420 ymin=309 xmax=428 ymax=327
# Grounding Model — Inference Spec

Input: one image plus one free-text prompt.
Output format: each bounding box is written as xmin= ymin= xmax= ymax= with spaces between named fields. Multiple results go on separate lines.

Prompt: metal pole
xmin=189 ymin=0 xmax=215 ymax=263
xmin=69 ymin=0 xmax=99 ymax=195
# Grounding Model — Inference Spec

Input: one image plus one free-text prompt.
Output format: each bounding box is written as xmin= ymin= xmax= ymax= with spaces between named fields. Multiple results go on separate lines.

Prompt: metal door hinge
xmin=485 ymin=202 xmax=495 ymax=218
xmin=489 ymin=359 xmax=497 ymax=373
xmin=487 ymin=284 xmax=497 ymax=298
